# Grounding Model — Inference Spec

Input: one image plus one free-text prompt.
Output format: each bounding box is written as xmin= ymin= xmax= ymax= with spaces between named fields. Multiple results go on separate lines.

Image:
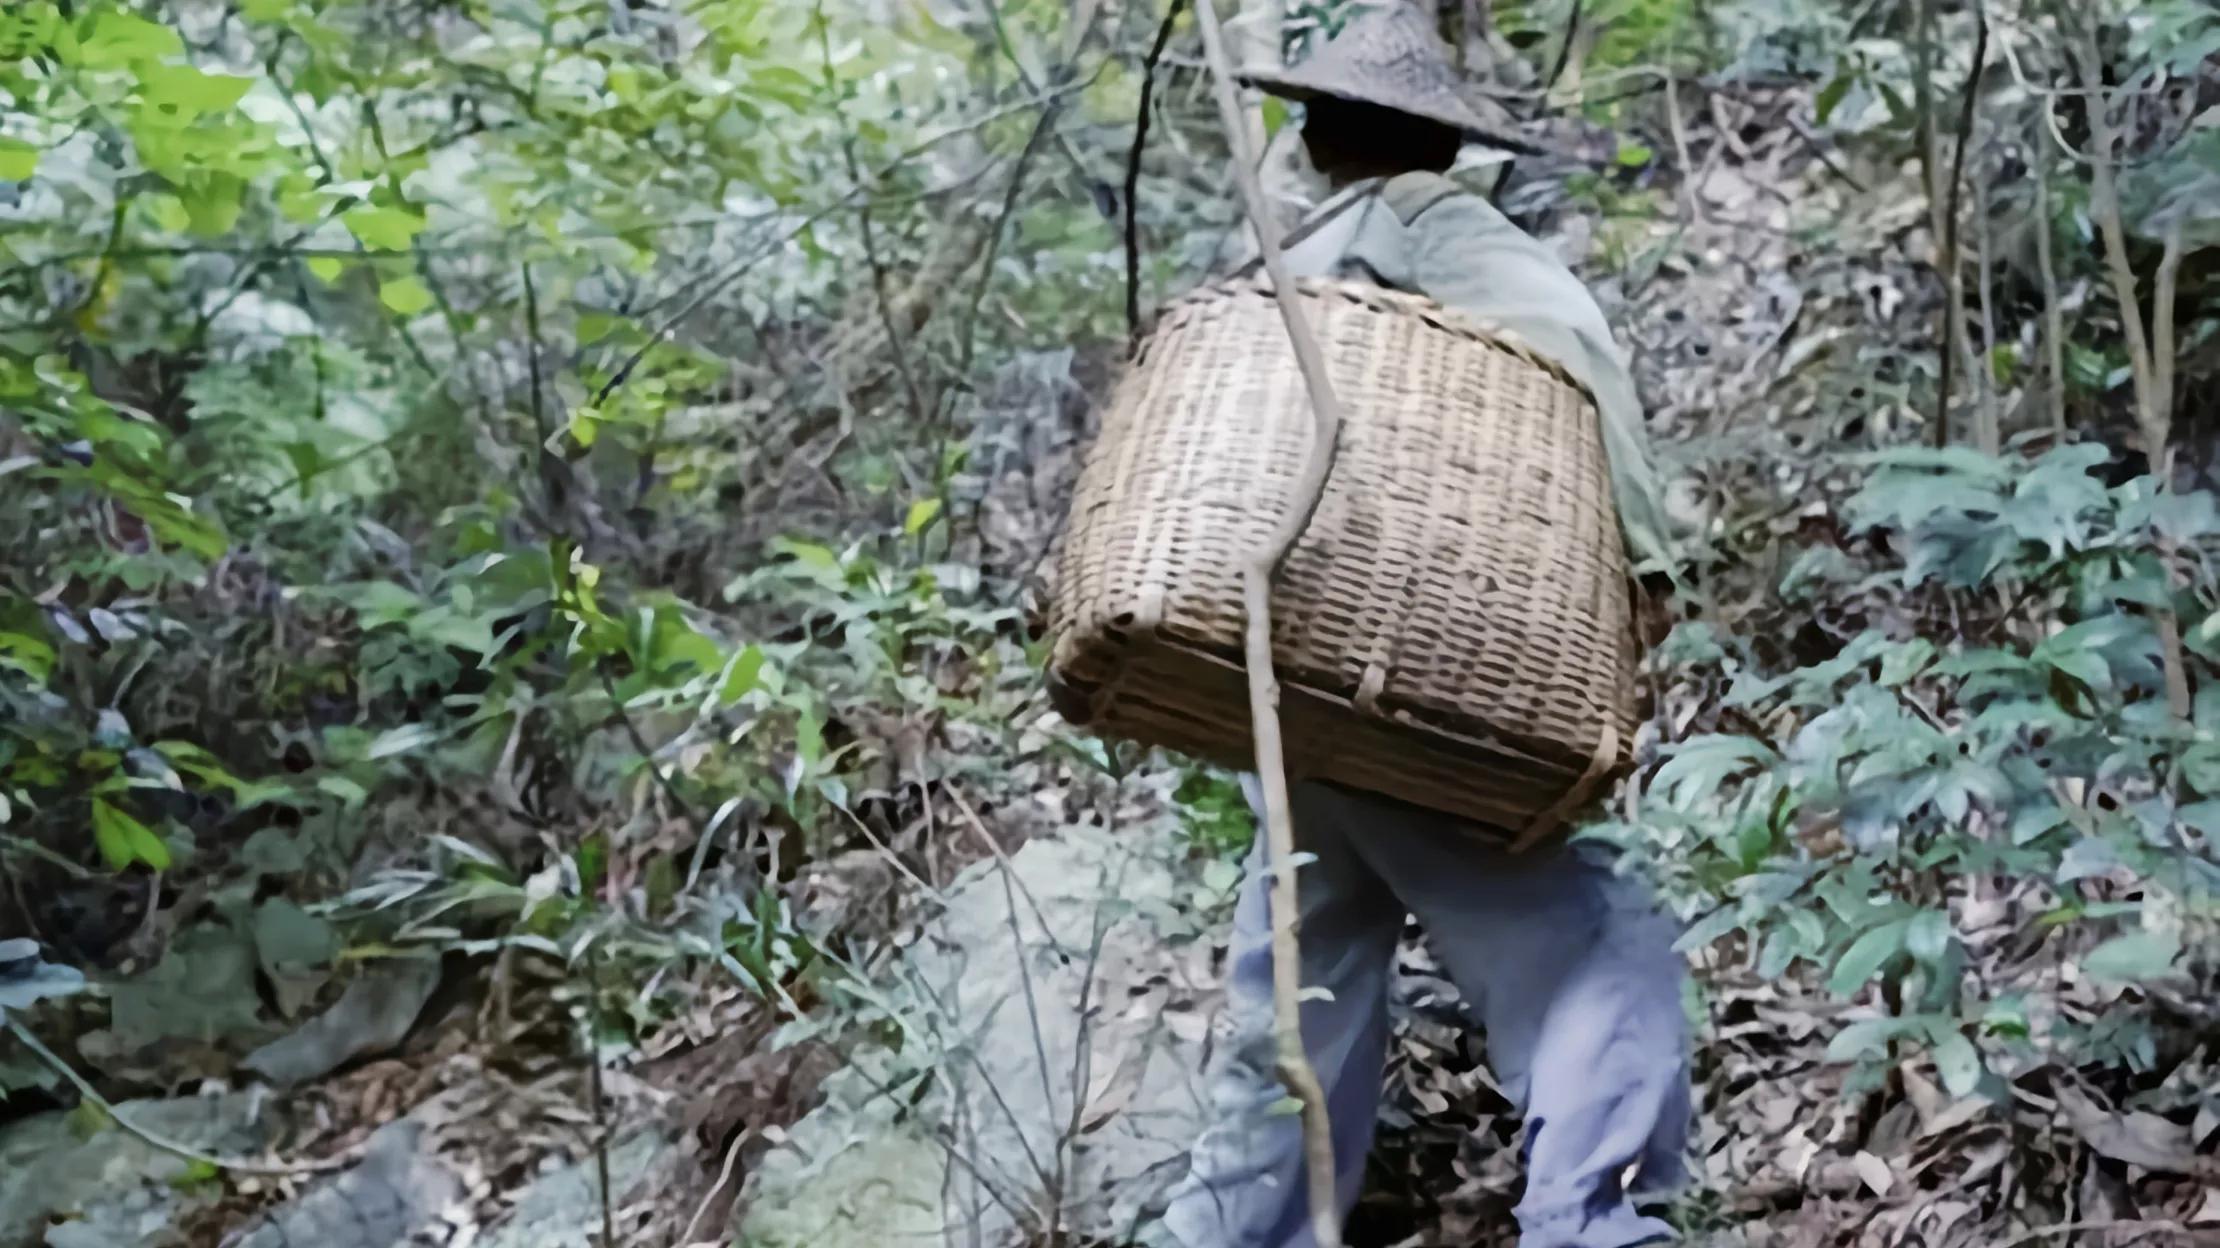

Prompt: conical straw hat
xmin=1242 ymin=2 xmax=1529 ymax=150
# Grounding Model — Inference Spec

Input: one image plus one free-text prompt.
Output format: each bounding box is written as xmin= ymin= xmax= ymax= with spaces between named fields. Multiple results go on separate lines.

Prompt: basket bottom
xmin=1067 ymin=637 xmax=1594 ymax=842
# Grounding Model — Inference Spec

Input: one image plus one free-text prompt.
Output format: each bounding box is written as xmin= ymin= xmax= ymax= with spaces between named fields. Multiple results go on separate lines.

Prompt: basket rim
xmin=1146 ymin=274 xmax=1601 ymax=412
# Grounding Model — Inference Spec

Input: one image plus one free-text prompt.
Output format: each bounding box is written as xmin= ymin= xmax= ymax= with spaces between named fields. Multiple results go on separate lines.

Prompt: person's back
xmin=1156 ymin=8 xmax=1690 ymax=1248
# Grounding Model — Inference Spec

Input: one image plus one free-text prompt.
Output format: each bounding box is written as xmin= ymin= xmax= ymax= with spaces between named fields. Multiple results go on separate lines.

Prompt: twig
xmin=7 ymin=1019 xmax=359 ymax=1175
xmin=955 ymin=102 xmax=1065 ymax=388
xmin=1545 ymin=0 xmax=1584 ymax=93
xmin=1126 ymin=0 xmax=1191 ymax=352
xmin=816 ymin=0 xmax=932 ymax=430
xmin=1053 ymin=762 xmax=1134 ymax=1236
xmin=1991 ymin=1219 xmax=2194 ymax=1248
xmin=1194 ymin=1 xmax=1345 ymax=1244
xmin=523 ymin=263 xmax=565 ymax=517
xmin=585 ymin=947 xmax=617 ymax=1248
xmin=587 ymin=82 xmax=1093 ymax=408
xmin=1663 ymin=53 xmax=1706 ymax=229
xmin=676 ymin=1124 xmax=750 ymax=1247
xmin=597 ymin=662 xmax=699 ymax=820
xmin=947 ymin=791 xmax=1063 ymax=1204
xmin=1784 ymin=112 xmax=1867 ymax=192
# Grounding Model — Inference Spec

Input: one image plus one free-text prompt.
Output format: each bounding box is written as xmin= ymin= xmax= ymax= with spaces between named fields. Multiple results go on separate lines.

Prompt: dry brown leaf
xmin=2059 ymin=1085 xmax=2220 ymax=1181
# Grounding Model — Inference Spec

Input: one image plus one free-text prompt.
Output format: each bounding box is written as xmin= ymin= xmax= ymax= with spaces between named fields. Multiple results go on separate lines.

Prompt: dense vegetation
xmin=1 ymin=0 xmax=2216 ymax=1245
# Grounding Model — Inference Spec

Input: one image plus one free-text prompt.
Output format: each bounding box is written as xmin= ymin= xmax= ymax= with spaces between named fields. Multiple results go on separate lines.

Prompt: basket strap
xmin=1229 ymin=178 xmax=1385 ymax=281
xmin=1508 ymin=718 xmax=1619 ymax=853
xmin=1381 ymin=172 xmax=1463 ymax=225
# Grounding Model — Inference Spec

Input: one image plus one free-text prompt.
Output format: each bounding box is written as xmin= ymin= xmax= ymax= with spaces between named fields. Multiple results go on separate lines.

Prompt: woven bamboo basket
xmin=1046 ymin=276 xmax=1640 ymax=839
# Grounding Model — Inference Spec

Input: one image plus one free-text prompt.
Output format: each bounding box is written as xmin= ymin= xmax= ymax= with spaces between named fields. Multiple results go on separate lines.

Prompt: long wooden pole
xmin=1191 ymin=2 xmax=1346 ymax=1244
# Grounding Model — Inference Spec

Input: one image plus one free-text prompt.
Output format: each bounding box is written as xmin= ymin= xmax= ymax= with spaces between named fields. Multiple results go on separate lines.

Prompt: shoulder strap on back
xmin=1381 ymin=172 xmax=1463 ymax=225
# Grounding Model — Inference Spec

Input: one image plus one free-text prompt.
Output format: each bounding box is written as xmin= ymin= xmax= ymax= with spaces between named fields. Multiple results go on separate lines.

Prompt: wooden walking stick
xmin=1192 ymin=2 xmax=1348 ymax=1244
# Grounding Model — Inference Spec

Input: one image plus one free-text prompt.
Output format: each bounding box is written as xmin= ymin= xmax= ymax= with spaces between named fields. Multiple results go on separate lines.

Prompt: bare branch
xmin=1194 ymin=0 xmax=1347 ymax=1243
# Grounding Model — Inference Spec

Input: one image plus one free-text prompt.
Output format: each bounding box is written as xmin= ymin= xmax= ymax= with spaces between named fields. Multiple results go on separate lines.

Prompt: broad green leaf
xmin=139 ymin=64 xmax=255 ymax=115
xmin=79 ymin=10 xmax=184 ymax=68
xmin=92 ymin=798 xmax=166 ymax=871
xmin=307 ymin=256 xmax=346 ymax=284
xmin=2080 ymin=931 xmax=2182 ymax=984
xmin=251 ymin=898 xmax=336 ymax=971
xmin=1930 ymin=1030 xmax=1982 ymax=1097
xmin=343 ymin=205 xmax=427 ymax=251
xmin=1672 ymin=904 xmax=1743 ymax=955
xmin=379 ymin=276 xmax=434 ymax=316
xmin=1825 ymin=1015 xmax=1908 ymax=1062
xmin=0 ymin=139 xmax=37 ymax=182
xmin=1828 ymin=918 xmax=1909 ymax=996
xmin=1615 ymin=141 xmax=1654 ymax=167
xmin=1906 ymin=910 xmax=1954 ymax=964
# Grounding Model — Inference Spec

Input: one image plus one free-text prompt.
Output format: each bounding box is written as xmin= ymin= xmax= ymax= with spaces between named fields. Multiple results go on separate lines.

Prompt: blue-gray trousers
xmin=1161 ymin=780 xmax=1690 ymax=1248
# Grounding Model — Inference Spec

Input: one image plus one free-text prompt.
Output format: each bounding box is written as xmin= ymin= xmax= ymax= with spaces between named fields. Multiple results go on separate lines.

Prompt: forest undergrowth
xmin=3 ymin=0 xmax=2219 ymax=1245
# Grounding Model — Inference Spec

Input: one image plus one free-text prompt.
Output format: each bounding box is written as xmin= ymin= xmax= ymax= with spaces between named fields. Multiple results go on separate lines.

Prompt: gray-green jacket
xmin=1264 ymin=172 xmax=1676 ymax=577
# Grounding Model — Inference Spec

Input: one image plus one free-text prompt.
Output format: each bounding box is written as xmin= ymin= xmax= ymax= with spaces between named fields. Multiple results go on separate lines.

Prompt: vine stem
xmin=1192 ymin=2 xmax=1346 ymax=1244
xmin=7 ymin=1018 xmax=358 ymax=1176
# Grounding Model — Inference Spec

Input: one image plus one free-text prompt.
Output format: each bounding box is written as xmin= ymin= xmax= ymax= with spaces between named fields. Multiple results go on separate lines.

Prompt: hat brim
xmin=1240 ymin=67 xmax=1542 ymax=156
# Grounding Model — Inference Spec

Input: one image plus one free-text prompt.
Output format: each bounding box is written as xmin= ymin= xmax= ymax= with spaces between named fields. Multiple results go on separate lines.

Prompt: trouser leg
xmin=1161 ymin=782 xmax=1401 ymax=1248
xmin=1301 ymin=785 xmax=1691 ymax=1248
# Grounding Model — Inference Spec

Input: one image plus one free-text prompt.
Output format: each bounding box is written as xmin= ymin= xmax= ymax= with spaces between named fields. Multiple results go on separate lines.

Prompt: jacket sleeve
xmin=1385 ymin=174 xmax=1680 ymax=579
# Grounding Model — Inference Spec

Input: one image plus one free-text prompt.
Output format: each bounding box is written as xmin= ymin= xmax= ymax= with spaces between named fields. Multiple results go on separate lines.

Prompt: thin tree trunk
xmin=2073 ymin=13 xmax=2189 ymax=719
xmin=1972 ymin=165 xmax=2000 ymax=453
xmin=2033 ymin=115 xmax=2066 ymax=434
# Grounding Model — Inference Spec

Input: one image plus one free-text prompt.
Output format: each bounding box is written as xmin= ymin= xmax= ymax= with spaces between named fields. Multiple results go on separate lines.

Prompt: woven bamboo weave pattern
xmin=1048 ymin=276 xmax=1638 ymax=833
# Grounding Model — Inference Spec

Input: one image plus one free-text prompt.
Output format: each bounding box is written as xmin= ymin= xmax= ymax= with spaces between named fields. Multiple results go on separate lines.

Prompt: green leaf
xmin=1261 ymin=96 xmax=1289 ymax=140
xmin=1930 ymin=1030 xmax=1982 ymax=1097
xmin=127 ymin=819 xmax=172 ymax=871
xmin=1828 ymin=919 xmax=1909 ymax=996
xmin=307 ymin=256 xmax=345 ymax=284
xmin=251 ymin=898 xmax=336 ymax=972
xmin=92 ymin=799 xmax=166 ymax=871
xmin=1615 ymin=141 xmax=1654 ymax=167
xmin=343 ymin=205 xmax=427 ymax=251
xmin=903 ymin=496 xmax=943 ymax=537
xmin=1906 ymin=909 xmax=1955 ymax=965
xmin=2081 ymin=931 xmax=2182 ymax=984
xmin=1825 ymin=1015 xmax=1908 ymax=1062
xmin=139 ymin=64 xmax=255 ymax=115
xmin=379 ymin=276 xmax=434 ymax=316
xmin=0 ymin=631 xmax=57 ymax=682
xmin=1651 ymin=735 xmax=1777 ymax=807
xmin=1814 ymin=68 xmax=1854 ymax=124
xmin=719 ymin=644 xmax=767 ymax=704
xmin=79 ymin=10 xmax=185 ymax=68
xmin=180 ymin=172 xmax=245 ymax=236
xmin=0 ymin=138 xmax=37 ymax=182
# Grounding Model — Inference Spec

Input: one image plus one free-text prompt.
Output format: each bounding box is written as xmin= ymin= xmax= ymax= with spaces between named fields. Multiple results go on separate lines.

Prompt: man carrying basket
xmin=1156 ymin=6 xmax=1691 ymax=1247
